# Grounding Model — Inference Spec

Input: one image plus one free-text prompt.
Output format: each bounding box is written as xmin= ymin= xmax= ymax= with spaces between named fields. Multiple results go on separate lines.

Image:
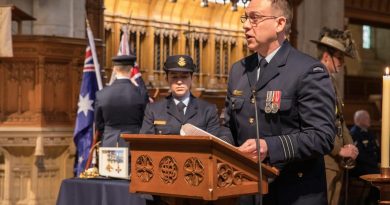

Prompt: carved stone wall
xmin=0 ymin=128 xmax=74 ymax=205
xmin=0 ymin=0 xmax=105 ymax=203
xmin=0 ymin=0 xmax=87 ymax=37
xmin=0 ymin=35 xmax=102 ymax=205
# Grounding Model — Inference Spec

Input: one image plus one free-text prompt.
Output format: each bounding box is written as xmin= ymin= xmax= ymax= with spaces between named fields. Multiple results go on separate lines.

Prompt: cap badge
xmin=178 ymin=57 xmax=186 ymax=67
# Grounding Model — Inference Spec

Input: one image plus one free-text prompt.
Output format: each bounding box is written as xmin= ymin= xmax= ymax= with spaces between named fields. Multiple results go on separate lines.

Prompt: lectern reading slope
xmin=121 ymin=134 xmax=279 ymax=201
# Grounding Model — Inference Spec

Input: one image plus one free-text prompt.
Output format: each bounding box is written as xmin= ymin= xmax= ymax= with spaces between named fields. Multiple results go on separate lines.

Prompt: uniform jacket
xmin=224 ymin=41 xmax=336 ymax=205
xmin=350 ymin=125 xmax=380 ymax=177
xmin=140 ymin=94 xmax=220 ymax=136
xmin=325 ymin=77 xmax=354 ymax=171
xmin=95 ymin=79 xmax=148 ymax=147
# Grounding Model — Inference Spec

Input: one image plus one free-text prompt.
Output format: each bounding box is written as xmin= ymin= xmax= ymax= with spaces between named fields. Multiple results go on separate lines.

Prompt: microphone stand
xmin=252 ymin=90 xmax=263 ymax=205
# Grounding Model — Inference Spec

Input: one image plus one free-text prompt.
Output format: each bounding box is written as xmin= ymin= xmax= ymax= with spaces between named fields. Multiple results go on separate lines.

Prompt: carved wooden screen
xmin=215 ymin=36 xmax=236 ymax=86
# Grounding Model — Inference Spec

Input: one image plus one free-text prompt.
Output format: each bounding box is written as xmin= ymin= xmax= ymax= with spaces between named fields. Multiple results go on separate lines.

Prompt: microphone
xmin=252 ymin=89 xmax=263 ymax=205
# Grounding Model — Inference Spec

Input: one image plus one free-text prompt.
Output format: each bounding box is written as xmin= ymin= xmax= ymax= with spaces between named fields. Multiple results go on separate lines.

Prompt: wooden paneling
xmin=345 ymin=0 xmax=390 ymax=28
xmin=0 ymin=35 xmax=102 ymax=126
xmin=345 ymin=76 xmax=382 ymax=100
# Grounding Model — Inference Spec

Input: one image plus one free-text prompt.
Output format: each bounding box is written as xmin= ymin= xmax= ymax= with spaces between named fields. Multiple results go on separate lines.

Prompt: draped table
xmin=56 ymin=178 xmax=151 ymax=205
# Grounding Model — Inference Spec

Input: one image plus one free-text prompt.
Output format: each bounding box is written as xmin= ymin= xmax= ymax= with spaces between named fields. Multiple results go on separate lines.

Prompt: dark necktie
xmin=257 ymin=58 xmax=268 ymax=81
xmin=177 ymin=101 xmax=186 ymax=117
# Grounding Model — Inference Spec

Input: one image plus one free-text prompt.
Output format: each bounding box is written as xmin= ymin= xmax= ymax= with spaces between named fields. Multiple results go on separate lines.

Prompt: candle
xmin=382 ymin=67 xmax=390 ymax=168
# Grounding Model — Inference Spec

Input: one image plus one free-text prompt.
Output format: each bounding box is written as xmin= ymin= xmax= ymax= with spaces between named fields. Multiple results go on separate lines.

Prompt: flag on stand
xmin=130 ymin=63 xmax=142 ymax=87
xmin=117 ymin=25 xmax=130 ymax=56
xmin=108 ymin=25 xmax=130 ymax=84
xmin=73 ymin=46 xmax=99 ymax=176
xmin=109 ymin=24 xmax=150 ymax=102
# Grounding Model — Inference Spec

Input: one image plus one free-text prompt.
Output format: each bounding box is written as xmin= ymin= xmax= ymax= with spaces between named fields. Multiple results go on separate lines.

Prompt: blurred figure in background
xmin=350 ymin=110 xmax=380 ymax=205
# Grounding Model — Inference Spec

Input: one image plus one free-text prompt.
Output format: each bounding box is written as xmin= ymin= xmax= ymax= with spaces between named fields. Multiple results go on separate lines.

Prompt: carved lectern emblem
xmin=135 ymin=155 xmax=154 ymax=182
xmin=217 ymin=162 xmax=252 ymax=188
xmin=159 ymin=156 xmax=178 ymax=184
xmin=217 ymin=163 xmax=234 ymax=187
xmin=184 ymin=157 xmax=204 ymax=186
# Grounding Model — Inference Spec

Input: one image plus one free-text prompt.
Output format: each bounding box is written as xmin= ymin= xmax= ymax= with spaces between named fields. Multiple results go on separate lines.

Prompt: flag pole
xmin=86 ymin=19 xmax=103 ymax=90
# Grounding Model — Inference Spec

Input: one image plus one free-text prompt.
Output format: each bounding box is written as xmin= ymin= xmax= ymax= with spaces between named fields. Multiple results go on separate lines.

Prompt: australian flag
xmin=73 ymin=46 xmax=99 ymax=176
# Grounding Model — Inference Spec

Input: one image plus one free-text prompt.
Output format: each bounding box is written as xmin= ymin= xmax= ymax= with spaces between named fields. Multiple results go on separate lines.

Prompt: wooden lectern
xmin=122 ymin=134 xmax=279 ymax=204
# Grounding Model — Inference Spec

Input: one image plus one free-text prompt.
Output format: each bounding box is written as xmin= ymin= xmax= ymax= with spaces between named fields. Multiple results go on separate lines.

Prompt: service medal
xmin=271 ymin=91 xmax=281 ymax=113
xmin=265 ymin=91 xmax=273 ymax=113
xmin=265 ymin=104 xmax=272 ymax=113
xmin=271 ymin=103 xmax=279 ymax=113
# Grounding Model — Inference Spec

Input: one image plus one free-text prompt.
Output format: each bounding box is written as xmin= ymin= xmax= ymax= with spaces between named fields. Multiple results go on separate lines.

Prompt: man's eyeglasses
xmin=240 ymin=14 xmax=278 ymax=25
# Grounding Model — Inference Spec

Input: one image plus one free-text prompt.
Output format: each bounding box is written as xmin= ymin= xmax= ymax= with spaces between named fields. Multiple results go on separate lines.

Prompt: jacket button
xmin=158 ymin=130 xmax=162 ymax=134
xmin=249 ymin=118 xmax=255 ymax=124
xmin=297 ymin=172 xmax=303 ymax=178
xmin=251 ymin=97 xmax=255 ymax=104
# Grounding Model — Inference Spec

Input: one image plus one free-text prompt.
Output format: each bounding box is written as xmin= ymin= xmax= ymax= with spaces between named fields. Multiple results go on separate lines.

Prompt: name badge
xmin=154 ymin=120 xmax=167 ymax=125
xmin=233 ymin=90 xmax=243 ymax=96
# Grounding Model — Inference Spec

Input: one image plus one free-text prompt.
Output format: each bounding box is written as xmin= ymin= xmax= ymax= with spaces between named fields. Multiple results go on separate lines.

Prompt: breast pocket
xmin=154 ymin=125 xmax=172 ymax=135
xmin=280 ymin=99 xmax=292 ymax=113
xmin=230 ymin=97 xmax=245 ymax=112
xmin=258 ymin=98 xmax=296 ymax=135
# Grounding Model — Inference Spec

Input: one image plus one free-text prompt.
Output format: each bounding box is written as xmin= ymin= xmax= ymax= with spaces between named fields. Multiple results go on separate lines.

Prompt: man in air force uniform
xmin=95 ymin=54 xmax=148 ymax=147
xmin=224 ymin=1 xmax=336 ymax=203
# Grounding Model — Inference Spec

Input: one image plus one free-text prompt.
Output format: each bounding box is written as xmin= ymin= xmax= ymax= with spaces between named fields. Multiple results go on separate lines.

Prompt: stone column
xmin=296 ymin=0 xmax=345 ymax=96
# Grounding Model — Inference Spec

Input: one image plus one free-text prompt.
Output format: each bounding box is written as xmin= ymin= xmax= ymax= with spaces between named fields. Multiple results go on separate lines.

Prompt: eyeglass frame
xmin=240 ymin=13 xmax=281 ymax=25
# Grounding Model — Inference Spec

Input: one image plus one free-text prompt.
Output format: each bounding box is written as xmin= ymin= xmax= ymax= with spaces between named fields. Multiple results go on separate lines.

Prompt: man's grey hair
xmin=269 ymin=0 xmax=293 ymax=34
xmin=354 ymin=109 xmax=369 ymax=125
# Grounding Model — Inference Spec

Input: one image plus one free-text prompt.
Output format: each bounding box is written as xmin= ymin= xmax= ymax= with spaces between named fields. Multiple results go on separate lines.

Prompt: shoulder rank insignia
xmin=232 ymin=90 xmax=243 ymax=96
xmin=312 ymin=67 xmax=324 ymax=73
xmin=154 ymin=120 xmax=167 ymax=125
xmin=265 ymin=91 xmax=281 ymax=113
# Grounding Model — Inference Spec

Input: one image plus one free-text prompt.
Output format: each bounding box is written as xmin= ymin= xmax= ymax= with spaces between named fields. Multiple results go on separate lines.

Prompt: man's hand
xmin=238 ymin=139 xmax=268 ymax=161
xmin=339 ymin=144 xmax=359 ymax=160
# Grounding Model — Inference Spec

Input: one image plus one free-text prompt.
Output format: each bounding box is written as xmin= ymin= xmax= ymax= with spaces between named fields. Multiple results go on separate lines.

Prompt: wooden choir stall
xmin=121 ymin=134 xmax=279 ymax=205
